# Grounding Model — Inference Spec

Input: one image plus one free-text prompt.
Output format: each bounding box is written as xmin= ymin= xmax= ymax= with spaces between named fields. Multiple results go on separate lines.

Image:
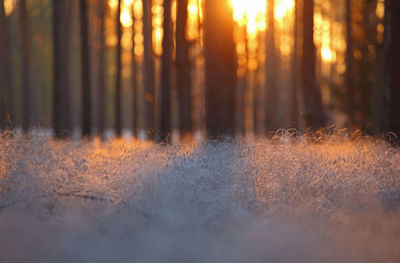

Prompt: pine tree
xmin=0 ymin=0 xmax=12 ymax=129
xmin=176 ymin=0 xmax=192 ymax=138
xmin=115 ymin=0 xmax=122 ymax=137
xmin=80 ymin=0 xmax=91 ymax=137
xmin=159 ymin=0 xmax=173 ymax=142
xmin=345 ymin=0 xmax=355 ymax=125
xmin=301 ymin=0 xmax=326 ymax=129
xmin=265 ymin=0 xmax=279 ymax=131
xmin=385 ymin=0 xmax=400 ymax=135
xmin=20 ymin=0 xmax=31 ymax=131
xmin=97 ymin=0 xmax=106 ymax=138
xmin=142 ymin=0 xmax=155 ymax=139
xmin=204 ymin=0 xmax=236 ymax=138
xmin=53 ymin=0 xmax=71 ymax=138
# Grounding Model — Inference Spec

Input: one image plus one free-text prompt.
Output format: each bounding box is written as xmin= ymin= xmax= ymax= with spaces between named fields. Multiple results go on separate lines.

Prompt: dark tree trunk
xmin=0 ymin=0 xmax=12 ymax=129
xmin=301 ymin=0 xmax=326 ymax=129
xmin=159 ymin=0 xmax=173 ymax=142
xmin=115 ymin=0 xmax=122 ymax=137
xmin=345 ymin=0 xmax=355 ymax=125
xmin=142 ymin=0 xmax=155 ymax=139
xmin=80 ymin=0 xmax=91 ymax=137
xmin=20 ymin=0 xmax=31 ymax=132
xmin=204 ymin=0 xmax=236 ymax=139
xmin=265 ymin=0 xmax=279 ymax=132
xmin=98 ymin=0 xmax=106 ymax=138
xmin=176 ymin=0 xmax=192 ymax=137
xmin=131 ymin=4 xmax=137 ymax=137
xmin=290 ymin=0 xmax=299 ymax=127
xmin=385 ymin=0 xmax=400 ymax=135
xmin=53 ymin=0 xmax=71 ymax=138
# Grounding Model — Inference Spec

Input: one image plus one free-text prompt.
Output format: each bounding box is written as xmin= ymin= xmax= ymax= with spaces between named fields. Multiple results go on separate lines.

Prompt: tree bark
xmin=176 ymin=0 xmax=192 ymax=137
xmin=53 ymin=0 xmax=71 ymax=138
xmin=80 ymin=0 xmax=91 ymax=137
xmin=345 ymin=0 xmax=355 ymax=125
xmin=290 ymin=0 xmax=299 ymax=127
xmin=131 ymin=4 xmax=137 ymax=137
xmin=159 ymin=0 xmax=173 ymax=142
xmin=20 ymin=0 xmax=31 ymax=132
xmin=98 ymin=0 xmax=106 ymax=138
xmin=385 ymin=0 xmax=400 ymax=135
xmin=142 ymin=0 xmax=155 ymax=139
xmin=301 ymin=0 xmax=326 ymax=129
xmin=115 ymin=0 xmax=122 ymax=137
xmin=204 ymin=0 xmax=236 ymax=139
xmin=0 ymin=0 xmax=12 ymax=129
xmin=265 ymin=0 xmax=279 ymax=132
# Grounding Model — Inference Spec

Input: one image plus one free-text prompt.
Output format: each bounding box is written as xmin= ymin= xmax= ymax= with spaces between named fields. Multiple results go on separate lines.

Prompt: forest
xmin=0 ymin=0 xmax=400 ymax=262
xmin=0 ymin=0 xmax=398 ymax=140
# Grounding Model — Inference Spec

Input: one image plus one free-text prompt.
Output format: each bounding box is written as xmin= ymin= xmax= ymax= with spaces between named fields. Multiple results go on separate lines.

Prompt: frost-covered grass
xmin=0 ymin=131 xmax=399 ymax=263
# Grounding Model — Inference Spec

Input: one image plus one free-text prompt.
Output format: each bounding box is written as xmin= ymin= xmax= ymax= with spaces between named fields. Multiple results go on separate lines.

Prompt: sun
xmin=230 ymin=0 xmax=294 ymax=34
xmin=231 ymin=0 xmax=266 ymax=34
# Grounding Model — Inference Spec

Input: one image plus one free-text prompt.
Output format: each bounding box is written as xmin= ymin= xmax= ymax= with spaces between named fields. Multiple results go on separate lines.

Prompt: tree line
xmin=0 ymin=0 xmax=399 ymax=140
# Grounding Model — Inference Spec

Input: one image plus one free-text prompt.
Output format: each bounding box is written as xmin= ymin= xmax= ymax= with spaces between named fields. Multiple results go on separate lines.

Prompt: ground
xmin=0 ymin=130 xmax=399 ymax=263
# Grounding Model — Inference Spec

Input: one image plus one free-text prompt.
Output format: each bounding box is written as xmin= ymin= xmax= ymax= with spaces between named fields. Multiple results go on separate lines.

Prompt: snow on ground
xmin=0 ymin=131 xmax=399 ymax=263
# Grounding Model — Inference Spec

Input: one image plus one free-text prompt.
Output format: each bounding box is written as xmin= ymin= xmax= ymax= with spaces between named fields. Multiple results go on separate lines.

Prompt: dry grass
xmin=0 ymin=130 xmax=399 ymax=263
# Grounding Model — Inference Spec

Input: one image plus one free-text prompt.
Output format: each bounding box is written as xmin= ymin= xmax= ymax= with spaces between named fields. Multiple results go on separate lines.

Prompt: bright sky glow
xmin=230 ymin=0 xmax=294 ymax=35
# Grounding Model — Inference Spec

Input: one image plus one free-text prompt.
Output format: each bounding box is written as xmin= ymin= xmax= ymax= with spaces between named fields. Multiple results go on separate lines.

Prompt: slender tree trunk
xmin=115 ymin=0 xmax=122 ymax=137
xmin=345 ymin=0 xmax=355 ymax=125
xmin=243 ymin=25 xmax=253 ymax=137
xmin=290 ymin=0 xmax=299 ymax=127
xmin=80 ymin=0 xmax=91 ymax=137
xmin=0 ymin=0 xmax=12 ymax=129
xmin=265 ymin=0 xmax=279 ymax=132
xmin=302 ymin=0 xmax=326 ymax=129
xmin=142 ymin=0 xmax=155 ymax=139
xmin=53 ymin=0 xmax=70 ymax=138
xmin=371 ymin=0 xmax=386 ymax=133
xmin=98 ymin=0 xmax=106 ymax=138
xmin=64 ymin=1 xmax=72 ymax=132
xmin=131 ymin=4 xmax=137 ymax=137
xmin=20 ymin=0 xmax=31 ymax=132
xmin=385 ymin=0 xmax=400 ymax=135
xmin=159 ymin=0 xmax=173 ymax=142
xmin=204 ymin=0 xmax=236 ymax=138
xmin=176 ymin=0 xmax=192 ymax=138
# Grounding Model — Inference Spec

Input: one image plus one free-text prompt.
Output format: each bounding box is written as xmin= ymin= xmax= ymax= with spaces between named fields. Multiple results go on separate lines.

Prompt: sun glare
xmin=275 ymin=0 xmax=294 ymax=20
xmin=4 ymin=0 xmax=16 ymax=16
xmin=231 ymin=0 xmax=266 ymax=34
xmin=230 ymin=0 xmax=294 ymax=34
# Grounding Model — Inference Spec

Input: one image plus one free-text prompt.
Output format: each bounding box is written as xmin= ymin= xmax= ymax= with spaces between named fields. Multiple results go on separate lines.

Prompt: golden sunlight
xmin=4 ymin=0 xmax=16 ymax=16
xmin=275 ymin=0 xmax=294 ymax=20
xmin=231 ymin=0 xmax=266 ymax=35
xmin=230 ymin=0 xmax=294 ymax=35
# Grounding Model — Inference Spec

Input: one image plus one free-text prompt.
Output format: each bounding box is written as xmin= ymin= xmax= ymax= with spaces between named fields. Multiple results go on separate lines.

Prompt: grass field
xmin=0 ymin=131 xmax=399 ymax=262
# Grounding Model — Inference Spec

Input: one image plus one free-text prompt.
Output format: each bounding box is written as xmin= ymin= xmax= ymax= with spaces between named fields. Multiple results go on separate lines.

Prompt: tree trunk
xmin=385 ymin=0 xmax=400 ymax=135
xmin=265 ymin=0 xmax=279 ymax=132
xmin=204 ymin=0 xmax=236 ymax=139
xmin=115 ymin=0 xmax=122 ymax=137
xmin=345 ymin=0 xmax=355 ymax=125
xmin=98 ymin=0 xmax=106 ymax=138
xmin=290 ymin=0 xmax=299 ymax=127
xmin=176 ymin=0 xmax=192 ymax=138
xmin=20 ymin=0 xmax=31 ymax=132
xmin=131 ymin=3 xmax=137 ymax=137
xmin=53 ymin=0 xmax=71 ymax=138
xmin=159 ymin=0 xmax=173 ymax=142
xmin=142 ymin=0 xmax=155 ymax=139
xmin=80 ymin=0 xmax=91 ymax=137
xmin=302 ymin=0 xmax=326 ymax=129
xmin=0 ymin=0 xmax=12 ymax=129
